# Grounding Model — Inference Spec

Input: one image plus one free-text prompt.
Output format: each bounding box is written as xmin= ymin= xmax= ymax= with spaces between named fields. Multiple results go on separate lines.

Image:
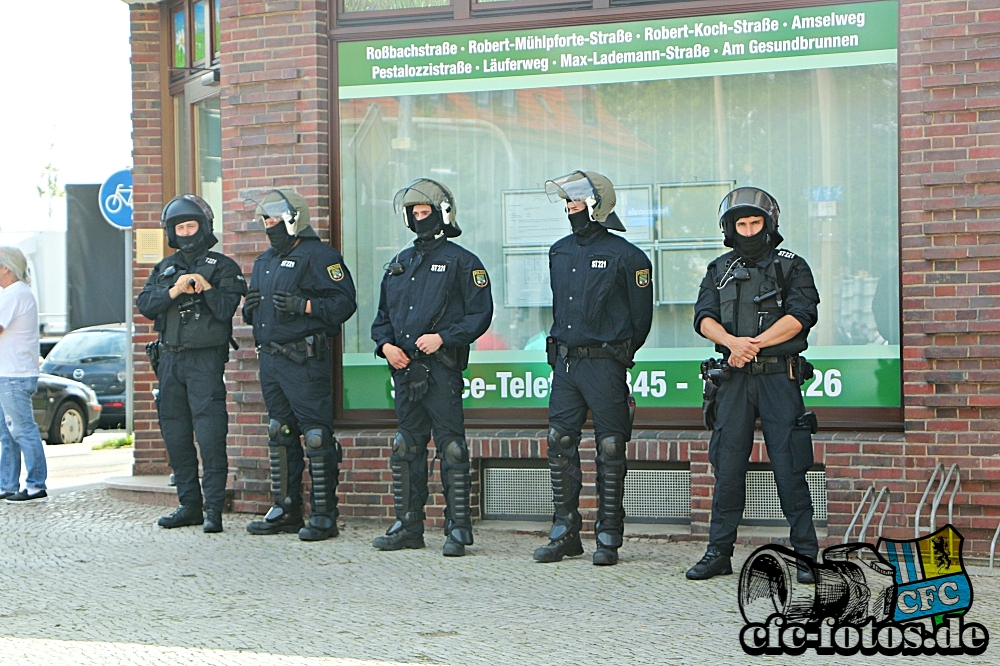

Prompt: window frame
xmin=328 ymin=0 xmax=904 ymax=430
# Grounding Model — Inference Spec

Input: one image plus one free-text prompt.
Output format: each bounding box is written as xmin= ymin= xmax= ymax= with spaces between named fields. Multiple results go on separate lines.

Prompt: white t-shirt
xmin=0 ymin=281 xmax=40 ymax=377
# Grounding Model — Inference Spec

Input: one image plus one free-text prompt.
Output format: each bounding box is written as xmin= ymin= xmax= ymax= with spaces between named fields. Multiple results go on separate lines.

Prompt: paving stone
xmin=0 ymin=489 xmax=997 ymax=665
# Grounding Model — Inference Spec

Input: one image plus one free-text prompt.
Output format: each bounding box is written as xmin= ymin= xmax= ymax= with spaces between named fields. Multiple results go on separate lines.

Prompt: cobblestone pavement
xmin=0 ymin=489 xmax=997 ymax=665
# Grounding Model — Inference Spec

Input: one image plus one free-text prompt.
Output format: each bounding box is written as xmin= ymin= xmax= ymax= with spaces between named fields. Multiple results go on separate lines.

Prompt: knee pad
xmin=597 ymin=435 xmax=626 ymax=462
xmin=547 ymin=426 xmax=580 ymax=458
xmin=304 ymin=425 xmax=333 ymax=457
xmin=268 ymin=419 xmax=298 ymax=446
xmin=392 ymin=431 xmax=426 ymax=463
xmin=442 ymin=438 xmax=469 ymax=466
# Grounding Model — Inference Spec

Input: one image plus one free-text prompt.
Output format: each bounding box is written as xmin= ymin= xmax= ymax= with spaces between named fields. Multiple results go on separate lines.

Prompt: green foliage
xmin=92 ymin=434 xmax=134 ymax=450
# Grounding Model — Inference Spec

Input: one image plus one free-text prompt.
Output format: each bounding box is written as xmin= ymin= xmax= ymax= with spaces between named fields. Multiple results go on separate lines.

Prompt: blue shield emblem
xmin=877 ymin=524 xmax=973 ymax=623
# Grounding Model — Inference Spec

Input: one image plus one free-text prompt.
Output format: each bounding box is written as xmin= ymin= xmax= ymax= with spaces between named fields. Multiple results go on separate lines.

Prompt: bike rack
xmin=914 ymin=463 xmax=961 ymax=538
xmin=990 ymin=521 xmax=1000 ymax=570
xmin=843 ymin=485 xmax=891 ymax=544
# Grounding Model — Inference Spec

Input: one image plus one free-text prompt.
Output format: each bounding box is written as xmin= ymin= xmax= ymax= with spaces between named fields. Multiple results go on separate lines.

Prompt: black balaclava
xmin=409 ymin=207 xmax=443 ymax=241
xmin=569 ymin=209 xmax=600 ymax=238
xmin=177 ymin=231 xmax=208 ymax=264
xmin=266 ymin=222 xmax=297 ymax=256
xmin=733 ymin=226 xmax=773 ymax=265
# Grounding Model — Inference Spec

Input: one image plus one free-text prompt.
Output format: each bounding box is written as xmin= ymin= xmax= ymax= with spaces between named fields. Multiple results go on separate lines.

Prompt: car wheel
xmin=50 ymin=402 xmax=86 ymax=444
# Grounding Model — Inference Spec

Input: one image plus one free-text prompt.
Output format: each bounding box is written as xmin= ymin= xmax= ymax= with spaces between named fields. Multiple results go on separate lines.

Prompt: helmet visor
xmin=544 ymin=171 xmax=598 ymax=204
xmin=244 ymin=192 xmax=296 ymax=229
xmin=718 ymin=188 xmax=779 ymax=222
xmin=393 ymin=181 xmax=443 ymax=214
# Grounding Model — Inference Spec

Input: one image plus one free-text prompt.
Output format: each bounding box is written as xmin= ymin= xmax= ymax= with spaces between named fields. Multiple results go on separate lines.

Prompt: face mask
xmin=733 ymin=227 xmax=772 ymax=264
xmin=411 ymin=208 xmax=443 ymax=240
xmin=569 ymin=209 xmax=600 ymax=237
xmin=177 ymin=233 xmax=208 ymax=260
xmin=266 ymin=222 xmax=296 ymax=256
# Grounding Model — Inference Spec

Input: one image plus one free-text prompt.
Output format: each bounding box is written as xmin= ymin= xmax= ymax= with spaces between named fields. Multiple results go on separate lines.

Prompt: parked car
xmin=33 ymin=373 xmax=102 ymax=444
xmin=41 ymin=324 xmax=126 ymax=429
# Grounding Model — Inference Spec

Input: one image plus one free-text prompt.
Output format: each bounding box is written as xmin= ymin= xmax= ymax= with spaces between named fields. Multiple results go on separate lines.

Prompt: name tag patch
xmin=431 ymin=264 xmax=447 ymax=272
xmin=281 ymin=260 xmax=296 ymax=268
xmin=591 ymin=260 xmax=607 ymax=269
xmin=204 ymin=257 xmax=217 ymax=265
xmin=777 ymin=249 xmax=796 ymax=259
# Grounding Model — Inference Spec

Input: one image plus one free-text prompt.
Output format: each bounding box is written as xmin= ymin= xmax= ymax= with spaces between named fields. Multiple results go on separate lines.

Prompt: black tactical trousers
xmin=156 ymin=347 xmax=230 ymax=512
xmin=391 ymin=358 xmax=465 ymax=534
xmin=259 ymin=351 xmax=335 ymax=510
xmin=708 ymin=370 xmax=818 ymax=558
xmin=548 ymin=355 xmax=631 ymax=444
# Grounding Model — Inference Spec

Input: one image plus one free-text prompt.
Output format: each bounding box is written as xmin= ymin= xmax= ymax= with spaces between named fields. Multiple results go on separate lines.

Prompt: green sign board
xmin=344 ymin=347 xmax=901 ymax=410
xmin=338 ymin=1 xmax=897 ymax=98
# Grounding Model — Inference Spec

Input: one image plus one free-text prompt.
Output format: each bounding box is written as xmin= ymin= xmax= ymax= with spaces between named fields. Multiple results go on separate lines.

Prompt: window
xmin=169 ymin=0 xmax=221 ymax=73
xmin=337 ymin=1 xmax=901 ymax=422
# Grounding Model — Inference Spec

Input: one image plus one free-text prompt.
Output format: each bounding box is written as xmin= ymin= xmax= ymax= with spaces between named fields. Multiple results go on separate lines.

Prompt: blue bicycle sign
xmin=99 ymin=170 xmax=133 ymax=229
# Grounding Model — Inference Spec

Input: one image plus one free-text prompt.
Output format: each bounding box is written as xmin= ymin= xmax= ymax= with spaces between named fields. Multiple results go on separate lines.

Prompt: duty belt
xmin=730 ymin=355 xmax=794 ymax=375
xmin=256 ymin=333 xmax=327 ymax=364
xmin=407 ymin=347 xmax=459 ymax=368
xmin=161 ymin=343 xmax=225 ymax=353
xmin=557 ymin=343 xmax=626 ymax=359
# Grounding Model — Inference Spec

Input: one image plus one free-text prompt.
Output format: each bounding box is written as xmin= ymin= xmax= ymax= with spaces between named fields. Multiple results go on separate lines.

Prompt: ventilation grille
xmin=743 ymin=470 xmax=827 ymax=522
xmin=482 ymin=467 xmax=691 ymax=523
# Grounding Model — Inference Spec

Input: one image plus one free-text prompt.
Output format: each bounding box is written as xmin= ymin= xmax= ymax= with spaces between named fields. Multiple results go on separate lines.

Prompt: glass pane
xmin=193 ymin=1 xmax=207 ymax=63
xmin=172 ymin=9 xmax=186 ymax=68
xmin=195 ymin=96 xmax=223 ymax=237
xmin=339 ymin=5 xmax=900 ymax=413
xmin=343 ymin=0 xmax=449 ymax=12
xmin=213 ymin=0 xmax=221 ymax=56
xmin=48 ymin=331 xmax=126 ymax=363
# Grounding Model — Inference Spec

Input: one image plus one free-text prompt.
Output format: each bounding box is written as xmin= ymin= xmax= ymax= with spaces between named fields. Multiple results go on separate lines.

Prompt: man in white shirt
xmin=0 ymin=246 xmax=47 ymax=502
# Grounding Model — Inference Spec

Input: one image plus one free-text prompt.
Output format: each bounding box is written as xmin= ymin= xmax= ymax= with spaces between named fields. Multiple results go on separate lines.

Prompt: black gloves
xmin=243 ymin=290 xmax=261 ymax=325
xmin=403 ymin=362 xmax=430 ymax=402
xmin=273 ymin=290 xmax=308 ymax=316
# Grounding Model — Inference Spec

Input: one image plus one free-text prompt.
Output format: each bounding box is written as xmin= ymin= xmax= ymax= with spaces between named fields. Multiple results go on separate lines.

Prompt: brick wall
xmin=126 ymin=0 xmax=1000 ymax=556
xmin=219 ymin=0 xmax=333 ymax=513
xmin=129 ymin=3 xmax=168 ymax=476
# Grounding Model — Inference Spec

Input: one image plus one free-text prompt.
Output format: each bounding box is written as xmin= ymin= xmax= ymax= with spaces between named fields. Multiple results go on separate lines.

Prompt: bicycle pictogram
xmin=104 ymin=183 xmax=133 ymax=214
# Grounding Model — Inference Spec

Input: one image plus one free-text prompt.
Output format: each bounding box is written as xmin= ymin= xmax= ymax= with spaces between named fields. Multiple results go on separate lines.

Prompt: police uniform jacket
xmin=549 ymin=228 xmax=653 ymax=350
xmin=693 ymin=247 xmax=819 ymax=358
xmin=137 ymin=250 xmax=247 ymax=348
xmin=249 ymin=237 xmax=357 ymax=345
xmin=372 ymin=237 xmax=493 ymax=356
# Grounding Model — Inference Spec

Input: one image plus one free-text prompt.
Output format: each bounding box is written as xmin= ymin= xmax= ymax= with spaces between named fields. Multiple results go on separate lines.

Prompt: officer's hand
xmin=382 ymin=344 xmax=410 ymax=370
xmin=726 ymin=336 xmax=761 ymax=368
xmin=416 ymin=333 xmax=443 ymax=355
xmin=243 ymin=290 xmax=261 ymax=325
xmin=273 ymin=290 xmax=308 ymax=315
xmin=170 ymin=274 xmax=198 ymax=297
xmin=188 ymin=274 xmax=212 ymax=293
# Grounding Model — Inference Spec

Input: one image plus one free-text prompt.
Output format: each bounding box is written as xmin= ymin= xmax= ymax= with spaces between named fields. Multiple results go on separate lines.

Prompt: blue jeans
xmin=0 ymin=376 xmax=48 ymax=492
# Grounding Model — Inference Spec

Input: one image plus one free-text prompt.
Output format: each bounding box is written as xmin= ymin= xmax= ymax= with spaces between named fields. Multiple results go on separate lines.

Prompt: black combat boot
xmin=203 ymin=509 xmax=223 ymax=533
xmin=593 ymin=545 xmax=619 ymax=566
xmin=298 ymin=513 xmax=339 ymax=541
xmin=442 ymin=535 xmax=466 ymax=557
xmin=246 ymin=505 xmax=304 ymax=535
xmin=686 ymin=546 xmax=733 ymax=580
xmin=157 ymin=505 xmax=203 ymax=529
xmin=533 ymin=531 xmax=585 ymax=563
xmin=373 ymin=520 xmax=426 ymax=550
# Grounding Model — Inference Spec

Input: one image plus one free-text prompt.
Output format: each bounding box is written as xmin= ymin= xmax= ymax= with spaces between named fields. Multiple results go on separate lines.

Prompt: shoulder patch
xmin=327 ymin=263 xmax=344 ymax=281
xmin=635 ymin=268 xmax=651 ymax=288
xmin=777 ymin=249 xmax=797 ymax=260
xmin=472 ymin=269 xmax=489 ymax=288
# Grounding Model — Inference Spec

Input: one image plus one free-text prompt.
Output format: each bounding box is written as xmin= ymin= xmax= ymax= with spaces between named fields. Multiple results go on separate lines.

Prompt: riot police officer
xmin=534 ymin=171 xmax=653 ymax=566
xmin=370 ymin=178 xmax=493 ymax=557
xmin=137 ymin=194 xmax=247 ymax=533
xmin=686 ymin=187 xmax=820 ymax=582
xmin=243 ymin=190 xmax=357 ymax=542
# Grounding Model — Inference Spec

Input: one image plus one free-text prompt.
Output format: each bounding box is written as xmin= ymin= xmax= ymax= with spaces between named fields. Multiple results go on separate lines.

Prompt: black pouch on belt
xmin=545 ymin=336 xmax=557 ymax=368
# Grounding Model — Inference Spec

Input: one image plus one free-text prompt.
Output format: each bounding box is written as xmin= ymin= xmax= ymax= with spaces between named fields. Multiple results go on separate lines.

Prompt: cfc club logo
xmin=738 ymin=525 xmax=989 ymax=656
